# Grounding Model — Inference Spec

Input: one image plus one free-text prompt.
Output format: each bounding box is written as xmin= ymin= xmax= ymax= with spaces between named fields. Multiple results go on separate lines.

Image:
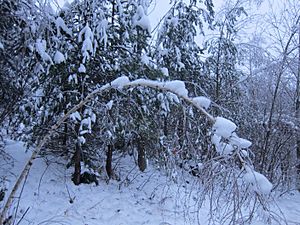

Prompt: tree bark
xmin=63 ymin=119 xmax=68 ymax=153
xmin=137 ymin=137 xmax=147 ymax=172
xmin=106 ymin=144 xmax=113 ymax=179
xmin=72 ymin=141 xmax=82 ymax=185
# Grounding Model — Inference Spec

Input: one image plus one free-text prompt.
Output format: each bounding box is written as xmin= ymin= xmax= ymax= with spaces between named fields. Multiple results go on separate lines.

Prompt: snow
xmin=129 ymin=78 xmax=160 ymax=87
xmin=78 ymin=135 xmax=86 ymax=144
xmin=133 ymin=5 xmax=151 ymax=33
xmin=212 ymin=134 xmax=235 ymax=154
xmin=170 ymin=17 xmax=179 ymax=26
xmin=240 ymin=149 xmax=249 ymax=157
xmin=230 ymin=133 xmax=252 ymax=148
xmin=55 ymin=17 xmax=72 ymax=37
xmin=161 ymin=67 xmax=169 ymax=76
xmin=80 ymin=117 xmax=92 ymax=134
xmin=97 ymin=19 xmax=108 ymax=48
xmin=91 ymin=113 xmax=96 ymax=123
xmin=177 ymin=61 xmax=185 ymax=70
xmin=58 ymin=93 xmax=63 ymax=102
xmin=53 ymin=50 xmax=65 ymax=64
xmin=68 ymin=74 xmax=78 ymax=84
xmin=212 ymin=117 xmax=237 ymax=138
xmin=192 ymin=96 xmax=211 ymax=110
xmin=61 ymin=0 xmax=71 ymax=12
xmin=106 ymin=100 xmax=113 ymax=110
xmin=70 ymin=111 xmax=81 ymax=121
xmin=218 ymin=142 xmax=234 ymax=154
xmin=0 ymin=141 xmax=205 ymax=224
xmin=78 ymin=64 xmax=86 ymax=73
xmin=34 ymin=63 xmax=45 ymax=74
xmin=243 ymin=168 xmax=273 ymax=195
xmin=111 ymin=76 xmax=130 ymax=89
xmin=0 ymin=41 xmax=3 ymax=50
xmin=167 ymin=93 xmax=180 ymax=104
xmin=157 ymin=93 xmax=170 ymax=113
xmin=136 ymin=15 xmax=151 ymax=33
xmin=141 ymin=53 xmax=150 ymax=65
xmin=35 ymin=39 xmax=53 ymax=64
xmin=129 ymin=79 xmax=189 ymax=97
xmin=1 ymin=141 xmax=300 ymax=225
xmin=78 ymin=24 xmax=94 ymax=63
xmin=211 ymin=117 xmax=240 ymax=155
xmin=164 ymin=80 xmax=189 ymax=97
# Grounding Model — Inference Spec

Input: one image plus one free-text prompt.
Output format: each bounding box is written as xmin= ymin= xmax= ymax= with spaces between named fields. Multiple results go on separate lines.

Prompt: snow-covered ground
xmin=1 ymin=140 xmax=300 ymax=225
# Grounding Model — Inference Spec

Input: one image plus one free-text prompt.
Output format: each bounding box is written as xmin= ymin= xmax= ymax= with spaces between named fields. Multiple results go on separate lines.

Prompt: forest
xmin=0 ymin=0 xmax=299 ymax=224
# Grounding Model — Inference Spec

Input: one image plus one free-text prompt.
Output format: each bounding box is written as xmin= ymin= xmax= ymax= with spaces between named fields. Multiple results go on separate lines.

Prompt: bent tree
xmin=0 ymin=76 xmax=273 ymax=224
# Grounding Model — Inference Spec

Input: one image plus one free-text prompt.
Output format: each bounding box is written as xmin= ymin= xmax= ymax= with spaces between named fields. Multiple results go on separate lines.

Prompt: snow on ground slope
xmin=1 ymin=140 xmax=300 ymax=225
xmin=1 ymin=140 xmax=209 ymax=225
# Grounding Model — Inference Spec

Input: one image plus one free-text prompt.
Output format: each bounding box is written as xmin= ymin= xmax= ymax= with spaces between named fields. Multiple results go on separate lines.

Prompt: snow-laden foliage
xmin=1 ymin=0 xmax=299 ymax=224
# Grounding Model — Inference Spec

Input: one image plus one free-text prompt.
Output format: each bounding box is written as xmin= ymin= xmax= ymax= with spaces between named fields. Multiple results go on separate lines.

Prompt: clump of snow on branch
xmin=106 ymin=100 xmax=113 ymax=110
xmin=54 ymin=50 xmax=65 ymax=64
xmin=68 ymin=74 xmax=78 ymax=84
xmin=70 ymin=111 xmax=81 ymax=122
xmin=55 ymin=17 xmax=72 ymax=36
xmin=213 ymin=117 xmax=237 ymax=138
xmin=96 ymin=19 xmax=108 ymax=49
xmin=35 ymin=39 xmax=53 ymax=63
xmin=164 ymin=80 xmax=188 ymax=97
xmin=129 ymin=78 xmax=160 ymax=87
xmin=78 ymin=136 xmax=86 ymax=144
xmin=78 ymin=23 xmax=95 ymax=63
xmin=133 ymin=5 xmax=151 ymax=33
xmin=78 ymin=64 xmax=86 ymax=73
xmin=243 ymin=167 xmax=273 ymax=195
xmin=211 ymin=117 xmax=252 ymax=155
xmin=0 ymin=41 xmax=4 ymax=50
xmin=141 ymin=54 xmax=150 ymax=65
xmin=161 ymin=67 xmax=169 ymax=76
xmin=230 ymin=133 xmax=252 ymax=149
xmin=128 ymin=78 xmax=189 ymax=97
xmin=192 ymin=96 xmax=211 ymax=110
xmin=211 ymin=134 xmax=234 ymax=154
xmin=111 ymin=76 xmax=130 ymax=89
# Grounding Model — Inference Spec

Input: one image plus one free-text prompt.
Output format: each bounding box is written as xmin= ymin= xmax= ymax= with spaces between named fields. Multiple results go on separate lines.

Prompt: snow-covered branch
xmin=0 ymin=76 xmax=271 ymax=223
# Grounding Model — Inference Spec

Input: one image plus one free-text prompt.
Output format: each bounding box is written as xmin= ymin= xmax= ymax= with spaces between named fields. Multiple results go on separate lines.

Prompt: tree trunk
xmin=137 ymin=138 xmax=147 ymax=172
xmin=106 ymin=144 xmax=113 ymax=179
xmin=73 ymin=141 xmax=82 ymax=185
xmin=63 ymin=120 xmax=68 ymax=153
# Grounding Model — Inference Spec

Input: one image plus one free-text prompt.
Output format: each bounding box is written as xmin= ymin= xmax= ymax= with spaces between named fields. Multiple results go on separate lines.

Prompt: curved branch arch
xmin=1 ymin=76 xmax=245 ymax=223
